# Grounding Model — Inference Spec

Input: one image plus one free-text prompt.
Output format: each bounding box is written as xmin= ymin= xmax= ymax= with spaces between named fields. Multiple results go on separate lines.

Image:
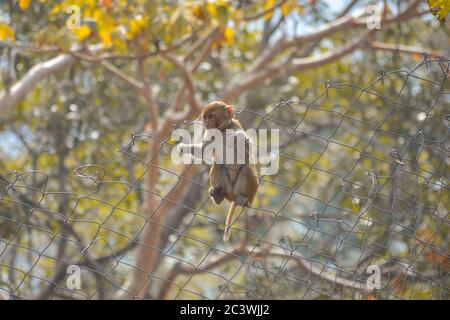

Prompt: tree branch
xmin=183 ymin=27 xmax=219 ymax=63
xmin=161 ymin=53 xmax=199 ymax=111
xmin=243 ymin=0 xmax=287 ymax=21
xmin=221 ymin=0 xmax=424 ymax=101
xmin=0 ymin=44 xmax=105 ymax=116
xmin=138 ymin=59 xmax=159 ymax=129
xmin=157 ymin=53 xmax=202 ymax=136
xmin=157 ymin=246 xmax=369 ymax=298
xmin=100 ymin=60 xmax=144 ymax=91
xmin=337 ymin=0 xmax=360 ymax=19
xmin=170 ymin=29 xmax=218 ymax=114
xmin=246 ymin=0 xmax=422 ymax=75
xmin=116 ymin=161 xmax=198 ymax=299
xmin=368 ymin=41 xmax=445 ymax=59
xmin=221 ymin=31 xmax=371 ymax=101
xmin=0 ymin=54 xmax=75 ymax=114
xmin=0 ymin=40 xmax=60 ymax=53
xmin=288 ymin=32 xmax=370 ymax=71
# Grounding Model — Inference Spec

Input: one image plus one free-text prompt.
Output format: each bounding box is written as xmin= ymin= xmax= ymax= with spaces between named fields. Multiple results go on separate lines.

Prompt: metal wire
xmin=0 ymin=57 xmax=448 ymax=300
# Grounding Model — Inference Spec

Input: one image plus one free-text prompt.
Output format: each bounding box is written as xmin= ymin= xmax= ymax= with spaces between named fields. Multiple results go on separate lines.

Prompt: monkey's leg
xmin=232 ymin=166 xmax=251 ymax=207
xmin=209 ymin=164 xmax=227 ymax=204
xmin=233 ymin=165 xmax=258 ymax=207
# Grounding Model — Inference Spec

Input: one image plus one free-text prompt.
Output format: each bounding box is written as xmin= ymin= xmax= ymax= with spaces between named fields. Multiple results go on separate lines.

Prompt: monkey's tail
xmin=223 ymin=201 xmax=237 ymax=242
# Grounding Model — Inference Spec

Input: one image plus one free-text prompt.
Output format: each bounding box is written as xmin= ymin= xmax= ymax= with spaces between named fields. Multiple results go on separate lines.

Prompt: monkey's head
xmin=202 ymin=101 xmax=234 ymax=130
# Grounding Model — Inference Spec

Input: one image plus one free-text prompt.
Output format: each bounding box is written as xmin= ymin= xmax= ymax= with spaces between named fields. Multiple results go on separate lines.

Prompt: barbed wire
xmin=0 ymin=57 xmax=449 ymax=300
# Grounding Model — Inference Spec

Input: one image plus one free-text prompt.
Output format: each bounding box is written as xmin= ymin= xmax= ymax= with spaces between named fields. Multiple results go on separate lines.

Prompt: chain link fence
xmin=0 ymin=57 xmax=449 ymax=300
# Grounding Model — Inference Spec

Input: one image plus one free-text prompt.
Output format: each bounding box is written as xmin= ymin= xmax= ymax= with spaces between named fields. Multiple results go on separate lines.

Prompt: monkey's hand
xmin=209 ymin=186 xmax=224 ymax=205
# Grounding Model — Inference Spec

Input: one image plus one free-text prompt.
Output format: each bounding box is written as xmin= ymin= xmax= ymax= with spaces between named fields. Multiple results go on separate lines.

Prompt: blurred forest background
xmin=0 ymin=0 xmax=449 ymax=300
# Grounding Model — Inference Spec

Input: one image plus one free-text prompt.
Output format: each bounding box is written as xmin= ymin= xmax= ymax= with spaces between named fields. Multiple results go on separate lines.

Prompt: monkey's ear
xmin=225 ymin=105 xmax=235 ymax=118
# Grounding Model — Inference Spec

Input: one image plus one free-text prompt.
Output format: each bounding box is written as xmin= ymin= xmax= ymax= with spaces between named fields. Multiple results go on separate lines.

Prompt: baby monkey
xmin=177 ymin=101 xmax=258 ymax=242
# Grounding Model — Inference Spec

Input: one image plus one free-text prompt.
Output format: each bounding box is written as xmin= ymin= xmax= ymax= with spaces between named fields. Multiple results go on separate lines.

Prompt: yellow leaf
xmin=263 ymin=0 xmax=276 ymax=20
xmin=281 ymin=2 xmax=302 ymax=17
xmin=73 ymin=25 xmax=91 ymax=41
xmin=191 ymin=4 xmax=203 ymax=19
xmin=427 ymin=0 xmax=450 ymax=21
xmin=19 ymin=0 xmax=31 ymax=11
xmin=127 ymin=15 xmax=146 ymax=39
xmin=281 ymin=3 xmax=290 ymax=17
xmin=100 ymin=29 xmax=112 ymax=48
xmin=129 ymin=20 xmax=140 ymax=37
xmin=50 ymin=4 xmax=60 ymax=14
xmin=113 ymin=36 xmax=127 ymax=52
xmin=0 ymin=22 xmax=15 ymax=40
xmin=164 ymin=32 xmax=173 ymax=44
xmin=223 ymin=27 xmax=234 ymax=45
xmin=207 ymin=3 xmax=218 ymax=17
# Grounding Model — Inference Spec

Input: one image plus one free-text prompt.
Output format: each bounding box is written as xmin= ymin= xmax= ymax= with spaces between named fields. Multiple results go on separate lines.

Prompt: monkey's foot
xmin=235 ymin=194 xmax=250 ymax=207
xmin=209 ymin=186 xmax=224 ymax=204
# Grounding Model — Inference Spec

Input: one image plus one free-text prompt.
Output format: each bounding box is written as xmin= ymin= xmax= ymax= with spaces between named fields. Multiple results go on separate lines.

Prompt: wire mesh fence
xmin=0 ymin=57 xmax=449 ymax=300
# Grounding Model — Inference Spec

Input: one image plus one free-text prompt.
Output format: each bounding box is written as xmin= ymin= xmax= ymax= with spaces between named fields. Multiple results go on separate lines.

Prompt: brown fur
xmin=202 ymin=101 xmax=258 ymax=242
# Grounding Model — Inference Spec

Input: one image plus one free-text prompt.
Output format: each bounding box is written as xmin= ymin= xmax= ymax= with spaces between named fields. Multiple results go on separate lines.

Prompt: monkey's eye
xmin=208 ymin=114 xmax=214 ymax=119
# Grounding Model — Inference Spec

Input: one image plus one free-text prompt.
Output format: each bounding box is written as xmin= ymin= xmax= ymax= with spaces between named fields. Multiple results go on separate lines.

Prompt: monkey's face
xmin=202 ymin=102 xmax=233 ymax=129
xmin=202 ymin=111 xmax=213 ymax=129
xmin=203 ymin=110 xmax=221 ymax=129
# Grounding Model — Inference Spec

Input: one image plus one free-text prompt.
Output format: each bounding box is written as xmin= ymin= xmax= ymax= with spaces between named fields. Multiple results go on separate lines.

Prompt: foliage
xmin=0 ymin=0 xmax=448 ymax=300
xmin=427 ymin=0 xmax=450 ymax=21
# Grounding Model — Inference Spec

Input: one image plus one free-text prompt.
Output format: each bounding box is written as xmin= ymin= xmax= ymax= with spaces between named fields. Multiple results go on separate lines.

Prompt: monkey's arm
xmin=176 ymin=130 xmax=216 ymax=161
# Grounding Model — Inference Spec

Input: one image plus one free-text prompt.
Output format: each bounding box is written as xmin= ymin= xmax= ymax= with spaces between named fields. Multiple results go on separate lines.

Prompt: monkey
xmin=177 ymin=101 xmax=258 ymax=242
